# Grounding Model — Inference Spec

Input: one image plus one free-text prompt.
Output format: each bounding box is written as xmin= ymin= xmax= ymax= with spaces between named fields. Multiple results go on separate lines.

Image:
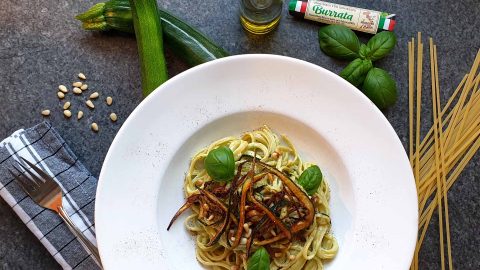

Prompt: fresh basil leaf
xmin=248 ymin=247 xmax=270 ymax=270
xmin=366 ymin=31 xmax=396 ymax=61
xmin=297 ymin=165 xmax=323 ymax=196
xmin=359 ymin=44 xmax=370 ymax=60
xmin=361 ymin=68 xmax=397 ymax=109
xmin=340 ymin=58 xmax=373 ymax=87
xmin=204 ymin=146 xmax=235 ymax=182
xmin=318 ymin=25 xmax=360 ymax=60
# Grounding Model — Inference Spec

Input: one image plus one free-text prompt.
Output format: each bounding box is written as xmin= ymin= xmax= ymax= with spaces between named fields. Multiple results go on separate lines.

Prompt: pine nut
xmin=63 ymin=101 xmax=71 ymax=110
xmin=106 ymin=96 xmax=112 ymax=106
xmin=57 ymin=92 xmax=65 ymax=99
xmin=110 ymin=113 xmax=117 ymax=122
xmin=289 ymin=254 xmax=296 ymax=260
xmin=91 ymin=122 xmax=99 ymax=132
xmin=240 ymin=237 xmax=247 ymax=245
xmin=77 ymin=111 xmax=84 ymax=120
xmin=72 ymin=81 xmax=82 ymax=87
xmin=58 ymin=85 xmax=68 ymax=93
xmin=80 ymin=84 xmax=88 ymax=91
xmin=41 ymin=110 xmax=50 ymax=116
xmin=78 ymin=73 xmax=86 ymax=80
xmin=73 ymin=87 xmax=82 ymax=94
xmin=89 ymin=92 xmax=99 ymax=99
xmin=86 ymin=100 xmax=94 ymax=109
xmin=63 ymin=110 xmax=72 ymax=118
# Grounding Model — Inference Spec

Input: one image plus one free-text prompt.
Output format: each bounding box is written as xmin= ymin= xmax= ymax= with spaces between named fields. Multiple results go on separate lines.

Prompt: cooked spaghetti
xmin=168 ymin=126 xmax=338 ymax=270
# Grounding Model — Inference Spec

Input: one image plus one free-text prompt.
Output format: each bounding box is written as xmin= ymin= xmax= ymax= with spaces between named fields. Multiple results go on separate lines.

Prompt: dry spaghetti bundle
xmin=408 ymin=33 xmax=480 ymax=270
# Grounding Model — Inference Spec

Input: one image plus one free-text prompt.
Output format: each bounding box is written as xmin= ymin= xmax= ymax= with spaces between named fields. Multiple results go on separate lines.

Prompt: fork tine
xmin=20 ymin=157 xmax=52 ymax=183
xmin=11 ymin=165 xmax=33 ymax=186
xmin=8 ymin=168 xmax=34 ymax=197
xmin=16 ymin=161 xmax=43 ymax=186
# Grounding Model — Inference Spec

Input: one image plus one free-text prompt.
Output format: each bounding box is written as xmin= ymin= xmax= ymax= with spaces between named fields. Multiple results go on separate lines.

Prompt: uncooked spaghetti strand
xmin=416 ymin=72 xmax=479 ymax=172
xmin=420 ymin=73 xmax=480 ymax=175
xmin=419 ymin=136 xmax=480 ymax=228
xmin=444 ymin=50 xmax=480 ymax=149
xmin=418 ymin=122 xmax=480 ymax=204
xmin=429 ymin=38 xmax=445 ymax=270
xmin=418 ymin=109 xmax=480 ymax=187
xmin=462 ymin=75 xmax=480 ymax=128
xmin=408 ymin=37 xmax=419 ymax=270
xmin=417 ymin=87 xmax=480 ymax=195
xmin=409 ymin=41 xmax=415 ymax=166
xmin=418 ymin=131 xmax=480 ymax=219
xmin=417 ymin=124 xmax=480 ymax=216
xmin=415 ymin=33 xmax=423 ymax=213
xmin=419 ymin=135 xmax=480 ymax=231
xmin=416 ymin=102 xmax=474 ymax=209
xmin=423 ymin=111 xmax=480 ymax=187
xmin=415 ymin=75 xmax=477 ymax=174
xmin=414 ymin=74 xmax=468 ymax=163
xmin=411 ymin=41 xmax=480 ymax=270
xmin=433 ymin=44 xmax=453 ymax=270
xmin=414 ymin=80 xmax=476 ymax=189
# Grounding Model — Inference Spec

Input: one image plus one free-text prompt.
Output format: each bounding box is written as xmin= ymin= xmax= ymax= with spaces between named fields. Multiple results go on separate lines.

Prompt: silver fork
xmin=9 ymin=157 xmax=102 ymax=267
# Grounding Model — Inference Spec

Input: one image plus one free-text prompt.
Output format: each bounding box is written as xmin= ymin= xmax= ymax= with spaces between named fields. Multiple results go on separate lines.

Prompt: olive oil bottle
xmin=240 ymin=0 xmax=283 ymax=34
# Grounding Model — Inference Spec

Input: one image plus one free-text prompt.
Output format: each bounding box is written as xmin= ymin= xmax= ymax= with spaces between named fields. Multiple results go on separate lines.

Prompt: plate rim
xmin=95 ymin=54 xmax=418 ymax=269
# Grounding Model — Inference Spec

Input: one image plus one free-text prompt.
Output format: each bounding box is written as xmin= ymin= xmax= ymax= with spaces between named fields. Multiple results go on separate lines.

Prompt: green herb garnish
xmin=204 ymin=146 xmax=235 ymax=182
xmin=359 ymin=44 xmax=370 ymax=60
xmin=318 ymin=25 xmax=397 ymax=109
xmin=366 ymin=31 xmax=397 ymax=61
xmin=247 ymin=247 xmax=270 ymax=270
xmin=297 ymin=165 xmax=323 ymax=196
xmin=362 ymin=68 xmax=397 ymax=109
xmin=339 ymin=58 xmax=373 ymax=87
xmin=318 ymin=25 xmax=360 ymax=60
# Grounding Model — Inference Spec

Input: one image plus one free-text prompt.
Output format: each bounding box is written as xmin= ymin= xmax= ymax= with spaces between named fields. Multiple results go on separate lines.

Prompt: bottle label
xmin=305 ymin=0 xmax=381 ymax=34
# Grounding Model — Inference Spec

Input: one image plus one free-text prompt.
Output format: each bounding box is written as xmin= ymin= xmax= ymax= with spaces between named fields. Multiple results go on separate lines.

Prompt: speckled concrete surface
xmin=0 ymin=0 xmax=479 ymax=269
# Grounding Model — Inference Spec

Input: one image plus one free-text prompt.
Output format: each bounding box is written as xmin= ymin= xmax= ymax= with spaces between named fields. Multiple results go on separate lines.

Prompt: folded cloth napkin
xmin=0 ymin=122 xmax=100 ymax=270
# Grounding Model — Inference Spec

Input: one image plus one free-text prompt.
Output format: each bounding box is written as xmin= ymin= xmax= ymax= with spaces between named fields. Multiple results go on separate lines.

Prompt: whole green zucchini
xmin=76 ymin=0 xmax=229 ymax=67
xmin=128 ymin=0 xmax=167 ymax=96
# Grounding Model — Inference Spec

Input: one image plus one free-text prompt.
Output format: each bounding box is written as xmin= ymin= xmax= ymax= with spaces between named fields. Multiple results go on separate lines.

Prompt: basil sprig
xmin=359 ymin=44 xmax=370 ymax=60
xmin=318 ymin=25 xmax=360 ymax=60
xmin=339 ymin=59 xmax=373 ymax=87
xmin=204 ymin=146 xmax=235 ymax=182
xmin=366 ymin=31 xmax=397 ymax=61
xmin=247 ymin=247 xmax=270 ymax=270
xmin=297 ymin=165 xmax=323 ymax=196
xmin=362 ymin=68 xmax=397 ymax=109
xmin=318 ymin=25 xmax=398 ymax=109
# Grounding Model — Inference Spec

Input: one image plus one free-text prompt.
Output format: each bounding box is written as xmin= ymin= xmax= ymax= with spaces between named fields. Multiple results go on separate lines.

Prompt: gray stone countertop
xmin=0 ymin=0 xmax=479 ymax=269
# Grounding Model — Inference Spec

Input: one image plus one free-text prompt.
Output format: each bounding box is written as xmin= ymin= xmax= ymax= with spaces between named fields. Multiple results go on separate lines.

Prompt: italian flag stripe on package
xmin=288 ymin=0 xmax=396 ymax=34
xmin=379 ymin=13 xmax=396 ymax=31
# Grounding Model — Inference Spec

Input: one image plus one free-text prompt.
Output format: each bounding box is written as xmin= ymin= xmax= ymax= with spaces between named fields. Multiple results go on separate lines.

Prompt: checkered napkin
xmin=0 ymin=122 xmax=100 ymax=269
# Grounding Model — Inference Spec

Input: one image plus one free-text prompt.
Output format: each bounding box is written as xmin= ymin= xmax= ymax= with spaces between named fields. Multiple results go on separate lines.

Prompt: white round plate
xmin=96 ymin=55 xmax=417 ymax=270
